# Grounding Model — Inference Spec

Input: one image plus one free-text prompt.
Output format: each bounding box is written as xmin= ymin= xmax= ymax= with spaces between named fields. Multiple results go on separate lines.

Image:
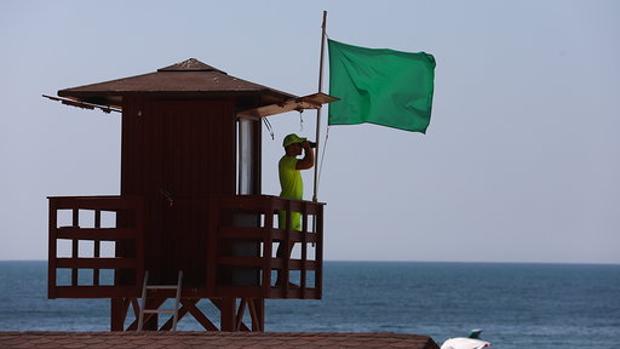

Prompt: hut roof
xmin=58 ymin=58 xmax=297 ymax=108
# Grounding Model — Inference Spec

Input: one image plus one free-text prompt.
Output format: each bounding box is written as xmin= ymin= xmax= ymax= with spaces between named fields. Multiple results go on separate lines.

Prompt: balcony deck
xmin=47 ymin=195 xmax=324 ymax=300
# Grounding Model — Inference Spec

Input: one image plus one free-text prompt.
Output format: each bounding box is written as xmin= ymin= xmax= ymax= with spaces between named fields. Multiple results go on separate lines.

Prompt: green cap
xmin=282 ymin=133 xmax=306 ymax=148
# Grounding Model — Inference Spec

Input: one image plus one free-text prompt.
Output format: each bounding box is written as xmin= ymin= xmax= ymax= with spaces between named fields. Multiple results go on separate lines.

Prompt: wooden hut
xmin=46 ymin=58 xmax=334 ymax=331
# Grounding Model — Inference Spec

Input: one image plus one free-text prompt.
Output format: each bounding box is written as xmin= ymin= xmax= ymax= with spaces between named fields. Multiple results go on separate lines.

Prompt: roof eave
xmin=57 ymin=89 xmax=298 ymax=111
xmin=58 ymin=89 xmax=296 ymax=99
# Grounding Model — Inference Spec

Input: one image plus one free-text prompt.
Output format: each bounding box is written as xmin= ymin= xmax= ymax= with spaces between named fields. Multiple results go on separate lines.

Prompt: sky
xmin=1 ymin=0 xmax=618 ymax=263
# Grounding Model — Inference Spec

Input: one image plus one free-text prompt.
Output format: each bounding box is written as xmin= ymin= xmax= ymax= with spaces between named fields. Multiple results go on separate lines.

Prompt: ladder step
xmin=143 ymin=309 xmax=177 ymax=314
xmin=146 ymin=285 xmax=179 ymax=290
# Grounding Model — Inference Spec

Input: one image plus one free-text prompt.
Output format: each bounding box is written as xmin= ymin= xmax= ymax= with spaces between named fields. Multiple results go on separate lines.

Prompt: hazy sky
xmin=1 ymin=1 xmax=618 ymax=263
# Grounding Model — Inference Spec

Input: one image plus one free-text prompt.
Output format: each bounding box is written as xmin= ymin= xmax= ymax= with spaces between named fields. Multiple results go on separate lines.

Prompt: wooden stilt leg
xmin=111 ymin=298 xmax=126 ymax=331
xmin=248 ymin=299 xmax=259 ymax=331
xmin=220 ymin=297 xmax=236 ymax=331
xmin=235 ymin=299 xmax=247 ymax=331
xmin=119 ymin=297 xmax=265 ymax=332
xmin=255 ymin=298 xmax=265 ymax=332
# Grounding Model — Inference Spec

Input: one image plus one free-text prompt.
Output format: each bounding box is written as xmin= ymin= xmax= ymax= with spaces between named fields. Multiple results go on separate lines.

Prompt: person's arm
xmin=295 ymin=141 xmax=315 ymax=170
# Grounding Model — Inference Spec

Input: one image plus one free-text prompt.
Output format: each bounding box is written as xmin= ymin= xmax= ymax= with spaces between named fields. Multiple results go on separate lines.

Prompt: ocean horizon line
xmin=1 ymin=259 xmax=618 ymax=266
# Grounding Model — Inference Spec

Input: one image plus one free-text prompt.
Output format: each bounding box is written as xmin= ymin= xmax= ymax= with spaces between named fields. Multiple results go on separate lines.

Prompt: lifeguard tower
xmin=45 ymin=58 xmax=335 ymax=331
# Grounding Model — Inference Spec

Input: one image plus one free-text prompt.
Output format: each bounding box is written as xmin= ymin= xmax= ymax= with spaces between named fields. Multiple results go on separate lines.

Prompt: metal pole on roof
xmin=312 ymin=10 xmax=327 ymax=203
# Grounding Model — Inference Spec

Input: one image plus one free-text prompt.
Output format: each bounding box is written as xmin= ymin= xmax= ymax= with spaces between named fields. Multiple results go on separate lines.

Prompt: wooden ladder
xmin=137 ymin=270 xmax=183 ymax=331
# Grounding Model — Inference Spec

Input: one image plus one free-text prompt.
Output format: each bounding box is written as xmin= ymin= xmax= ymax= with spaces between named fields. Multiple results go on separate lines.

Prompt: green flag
xmin=328 ymin=39 xmax=436 ymax=133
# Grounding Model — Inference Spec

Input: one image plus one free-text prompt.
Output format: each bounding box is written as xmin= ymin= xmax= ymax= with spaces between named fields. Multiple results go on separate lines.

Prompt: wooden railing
xmin=213 ymin=195 xmax=324 ymax=299
xmin=48 ymin=196 xmax=144 ymax=298
xmin=47 ymin=194 xmax=323 ymax=300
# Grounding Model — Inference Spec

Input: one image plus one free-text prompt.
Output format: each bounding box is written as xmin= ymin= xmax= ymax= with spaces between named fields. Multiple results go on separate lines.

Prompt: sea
xmin=0 ymin=261 xmax=619 ymax=348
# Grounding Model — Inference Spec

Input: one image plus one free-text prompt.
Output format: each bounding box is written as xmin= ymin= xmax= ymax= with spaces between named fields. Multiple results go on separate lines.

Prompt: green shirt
xmin=278 ymin=155 xmax=303 ymax=200
xmin=278 ymin=155 xmax=302 ymax=231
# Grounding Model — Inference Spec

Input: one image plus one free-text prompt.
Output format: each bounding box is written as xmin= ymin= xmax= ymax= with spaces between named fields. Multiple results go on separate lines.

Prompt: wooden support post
xmin=257 ymin=298 xmax=265 ymax=332
xmin=111 ymin=298 xmax=126 ymax=331
xmin=210 ymin=298 xmax=250 ymax=331
xmin=220 ymin=297 xmax=236 ymax=331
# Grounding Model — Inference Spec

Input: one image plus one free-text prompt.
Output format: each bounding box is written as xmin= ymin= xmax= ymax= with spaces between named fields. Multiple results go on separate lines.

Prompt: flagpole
xmin=312 ymin=10 xmax=327 ymax=203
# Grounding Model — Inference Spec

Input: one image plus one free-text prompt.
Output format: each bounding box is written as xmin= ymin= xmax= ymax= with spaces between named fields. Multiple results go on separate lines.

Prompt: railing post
xmin=316 ymin=204 xmax=324 ymax=298
xmin=93 ymin=210 xmax=101 ymax=286
xmin=262 ymin=203 xmax=273 ymax=297
xmin=301 ymin=202 xmax=308 ymax=298
xmin=48 ymin=199 xmax=57 ymax=299
xmin=71 ymin=208 xmax=79 ymax=286
xmin=283 ymin=200 xmax=291 ymax=297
